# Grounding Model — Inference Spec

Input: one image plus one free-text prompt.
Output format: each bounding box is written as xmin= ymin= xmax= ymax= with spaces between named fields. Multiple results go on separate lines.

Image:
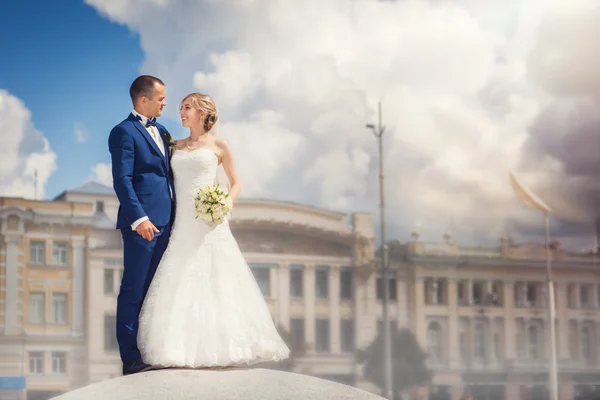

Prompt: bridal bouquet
xmin=193 ymin=184 xmax=233 ymax=224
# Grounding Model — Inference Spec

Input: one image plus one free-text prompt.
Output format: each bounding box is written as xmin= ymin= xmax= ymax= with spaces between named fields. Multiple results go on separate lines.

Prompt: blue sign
xmin=0 ymin=376 xmax=25 ymax=390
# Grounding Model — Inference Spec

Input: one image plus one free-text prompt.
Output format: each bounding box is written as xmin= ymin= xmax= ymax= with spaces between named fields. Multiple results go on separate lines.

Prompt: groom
xmin=108 ymin=75 xmax=175 ymax=375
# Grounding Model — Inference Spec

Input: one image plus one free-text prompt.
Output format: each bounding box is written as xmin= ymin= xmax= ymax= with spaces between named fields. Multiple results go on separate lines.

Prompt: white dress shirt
xmin=130 ymin=109 xmax=165 ymax=231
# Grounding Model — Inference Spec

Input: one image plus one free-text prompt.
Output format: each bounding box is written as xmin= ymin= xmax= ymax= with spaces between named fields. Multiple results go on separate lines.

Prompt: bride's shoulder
xmin=214 ymin=137 xmax=231 ymax=150
xmin=174 ymin=139 xmax=186 ymax=149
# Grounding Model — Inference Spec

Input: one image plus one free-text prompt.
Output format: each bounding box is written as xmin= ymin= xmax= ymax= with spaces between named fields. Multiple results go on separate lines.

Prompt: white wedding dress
xmin=138 ymin=148 xmax=290 ymax=367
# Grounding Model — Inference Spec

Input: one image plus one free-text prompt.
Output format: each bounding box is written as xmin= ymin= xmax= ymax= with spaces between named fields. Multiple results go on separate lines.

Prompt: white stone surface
xmin=51 ymin=368 xmax=385 ymax=400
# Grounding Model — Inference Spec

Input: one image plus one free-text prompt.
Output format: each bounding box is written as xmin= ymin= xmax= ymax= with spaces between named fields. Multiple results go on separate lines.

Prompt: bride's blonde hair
xmin=180 ymin=93 xmax=219 ymax=132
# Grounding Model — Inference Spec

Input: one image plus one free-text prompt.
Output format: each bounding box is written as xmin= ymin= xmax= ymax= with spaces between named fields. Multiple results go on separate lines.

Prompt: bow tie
xmin=136 ymin=115 xmax=157 ymax=128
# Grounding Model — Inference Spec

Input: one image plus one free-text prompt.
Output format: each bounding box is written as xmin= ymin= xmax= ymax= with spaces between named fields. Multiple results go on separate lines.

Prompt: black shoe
xmin=122 ymin=358 xmax=152 ymax=375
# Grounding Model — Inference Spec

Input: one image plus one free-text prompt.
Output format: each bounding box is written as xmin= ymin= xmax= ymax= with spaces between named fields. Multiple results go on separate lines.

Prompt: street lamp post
xmin=509 ymin=172 xmax=559 ymax=400
xmin=366 ymin=102 xmax=393 ymax=400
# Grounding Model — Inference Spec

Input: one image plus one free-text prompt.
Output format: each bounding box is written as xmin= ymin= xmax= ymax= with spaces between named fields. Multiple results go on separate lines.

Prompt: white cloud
xmin=92 ymin=163 xmax=113 ymax=187
xmin=0 ymin=90 xmax=57 ymax=199
xmin=85 ymin=0 xmax=600 ymax=246
xmin=73 ymin=122 xmax=88 ymax=144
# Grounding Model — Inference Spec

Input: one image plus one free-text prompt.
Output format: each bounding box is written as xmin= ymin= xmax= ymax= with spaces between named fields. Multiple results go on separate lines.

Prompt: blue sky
xmin=1 ymin=0 xmax=596 ymax=245
xmin=0 ymin=0 xmax=181 ymax=199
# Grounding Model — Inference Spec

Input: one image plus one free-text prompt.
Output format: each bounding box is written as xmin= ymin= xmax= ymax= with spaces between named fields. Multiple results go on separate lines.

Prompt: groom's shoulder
xmin=111 ymin=115 xmax=136 ymax=134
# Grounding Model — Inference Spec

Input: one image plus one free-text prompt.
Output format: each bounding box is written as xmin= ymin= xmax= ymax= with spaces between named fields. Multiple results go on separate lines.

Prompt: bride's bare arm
xmin=216 ymin=138 xmax=241 ymax=201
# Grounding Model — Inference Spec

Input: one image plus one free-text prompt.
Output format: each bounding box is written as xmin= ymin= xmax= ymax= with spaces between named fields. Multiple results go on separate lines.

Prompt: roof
xmin=54 ymin=181 xmax=114 ymax=200
xmin=94 ymin=212 xmax=115 ymax=229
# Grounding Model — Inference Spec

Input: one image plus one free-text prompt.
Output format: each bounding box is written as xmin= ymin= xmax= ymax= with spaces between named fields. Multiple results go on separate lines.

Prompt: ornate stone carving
xmin=353 ymin=236 xmax=374 ymax=267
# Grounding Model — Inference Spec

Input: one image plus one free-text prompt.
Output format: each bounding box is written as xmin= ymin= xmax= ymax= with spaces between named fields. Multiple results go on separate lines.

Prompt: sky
xmin=1 ymin=0 xmax=600 ymax=249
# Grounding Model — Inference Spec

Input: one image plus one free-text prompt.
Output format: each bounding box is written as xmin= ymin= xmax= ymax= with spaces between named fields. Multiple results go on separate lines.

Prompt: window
xmin=315 ymin=319 xmax=330 ymax=352
xmin=376 ymin=277 xmax=397 ymax=301
xmin=52 ymin=293 xmax=67 ymax=324
xmin=250 ymin=268 xmax=271 ymax=297
xmin=493 ymin=325 xmax=504 ymax=360
xmin=29 ymin=292 xmax=45 ymax=323
xmin=568 ymin=284 xmax=577 ymax=309
xmin=474 ymin=322 xmax=487 ymax=361
xmin=52 ymin=242 xmax=67 ymax=265
xmin=582 ymin=324 xmax=593 ymax=363
xmin=425 ymin=279 xmax=435 ymax=305
xmin=340 ymin=268 xmax=353 ymax=300
xmin=460 ymin=331 xmax=469 ymax=364
xmin=51 ymin=352 xmax=67 ymax=374
xmin=315 ymin=267 xmax=329 ymax=299
xmin=514 ymin=281 xmax=525 ymax=307
xmin=457 ymin=280 xmax=468 ymax=305
xmin=427 ymin=322 xmax=442 ymax=361
xmin=569 ymin=320 xmax=578 ymax=359
xmin=526 ymin=282 xmax=541 ymax=307
xmin=104 ymin=259 xmax=123 ymax=266
xmin=290 ymin=318 xmax=305 ymax=352
xmin=516 ymin=318 xmax=525 ymax=357
xmin=490 ymin=281 xmax=503 ymax=306
xmin=104 ymin=269 xmax=114 ymax=294
xmin=104 ymin=315 xmax=118 ymax=352
xmin=528 ymin=325 xmax=540 ymax=361
xmin=580 ymin=285 xmax=594 ymax=309
xmin=29 ymin=352 xmax=44 ymax=374
xmin=472 ymin=281 xmax=485 ymax=306
xmin=29 ymin=241 xmax=45 ymax=265
xmin=460 ymin=317 xmax=470 ymax=364
xmin=290 ymin=267 xmax=303 ymax=298
xmin=96 ymin=200 xmax=105 ymax=213
xmin=341 ymin=319 xmax=355 ymax=352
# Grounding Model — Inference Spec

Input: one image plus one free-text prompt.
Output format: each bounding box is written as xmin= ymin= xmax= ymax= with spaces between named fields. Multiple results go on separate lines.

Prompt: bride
xmin=138 ymin=93 xmax=290 ymax=368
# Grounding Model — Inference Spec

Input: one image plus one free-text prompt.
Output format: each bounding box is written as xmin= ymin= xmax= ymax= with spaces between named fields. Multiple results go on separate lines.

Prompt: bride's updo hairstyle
xmin=180 ymin=93 xmax=219 ymax=132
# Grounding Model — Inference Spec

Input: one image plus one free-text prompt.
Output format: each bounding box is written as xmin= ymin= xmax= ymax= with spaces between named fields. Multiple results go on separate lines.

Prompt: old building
xmin=55 ymin=182 xmax=379 ymax=387
xmin=0 ymin=197 xmax=94 ymax=400
xmin=3 ymin=181 xmax=599 ymax=400
xmin=394 ymin=231 xmax=600 ymax=400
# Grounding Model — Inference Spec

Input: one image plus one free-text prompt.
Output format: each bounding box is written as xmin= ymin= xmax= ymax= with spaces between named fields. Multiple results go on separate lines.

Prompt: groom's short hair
xmin=130 ymin=75 xmax=165 ymax=103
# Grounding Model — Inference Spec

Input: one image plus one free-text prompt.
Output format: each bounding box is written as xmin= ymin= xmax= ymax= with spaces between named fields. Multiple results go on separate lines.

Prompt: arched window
xmin=474 ymin=322 xmax=487 ymax=361
xmin=427 ymin=322 xmax=443 ymax=361
xmin=581 ymin=324 xmax=593 ymax=363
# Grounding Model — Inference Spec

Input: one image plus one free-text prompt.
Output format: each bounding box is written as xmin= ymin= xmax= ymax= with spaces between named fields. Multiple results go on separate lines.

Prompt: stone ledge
xmin=52 ymin=368 xmax=385 ymax=400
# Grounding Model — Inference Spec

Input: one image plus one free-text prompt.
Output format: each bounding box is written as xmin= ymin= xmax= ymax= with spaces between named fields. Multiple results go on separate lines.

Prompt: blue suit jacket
xmin=109 ymin=113 xmax=175 ymax=230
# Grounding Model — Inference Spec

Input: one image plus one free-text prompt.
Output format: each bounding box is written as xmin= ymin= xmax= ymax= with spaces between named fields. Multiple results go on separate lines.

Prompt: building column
xmin=396 ymin=270 xmax=410 ymax=329
xmin=504 ymin=280 xmax=516 ymax=360
xmin=4 ymin=236 xmax=20 ymax=335
xmin=415 ymin=277 xmax=426 ymax=348
xmin=466 ymin=280 xmax=473 ymax=305
xmin=71 ymin=240 xmax=85 ymax=337
xmin=447 ymin=278 xmax=459 ymax=368
xmin=354 ymin=269 xmax=377 ymax=349
xmin=556 ymin=282 xmax=570 ymax=360
xmin=278 ymin=263 xmax=290 ymax=331
xmin=330 ymin=265 xmax=341 ymax=354
xmin=304 ymin=264 xmax=316 ymax=352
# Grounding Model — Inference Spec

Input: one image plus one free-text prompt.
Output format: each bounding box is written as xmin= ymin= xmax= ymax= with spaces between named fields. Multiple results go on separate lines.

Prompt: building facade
xmin=55 ymin=183 xmax=381 ymax=388
xmin=2 ymin=182 xmax=600 ymax=400
xmin=396 ymin=232 xmax=600 ymax=400
xmin=0 ymin=197 xmax=93 ymax=400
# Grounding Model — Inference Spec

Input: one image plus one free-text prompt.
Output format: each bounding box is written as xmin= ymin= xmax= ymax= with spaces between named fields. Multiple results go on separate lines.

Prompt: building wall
xmin=0 ymin=198 xmax=94 ymax=399
xmin=396 ymin=236 xmax=600 ymax=400
xmin=5 ymin=187 xmax=600 ymax=400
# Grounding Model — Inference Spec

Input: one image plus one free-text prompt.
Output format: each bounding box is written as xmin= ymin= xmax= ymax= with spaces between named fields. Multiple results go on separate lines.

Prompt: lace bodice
xmin=171 ymin=148 xmax=220 ymax=222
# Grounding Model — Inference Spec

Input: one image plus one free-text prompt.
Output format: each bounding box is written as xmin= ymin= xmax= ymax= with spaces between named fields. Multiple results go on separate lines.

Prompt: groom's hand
xmin=137 ymin=220 xmax=160 ymax=241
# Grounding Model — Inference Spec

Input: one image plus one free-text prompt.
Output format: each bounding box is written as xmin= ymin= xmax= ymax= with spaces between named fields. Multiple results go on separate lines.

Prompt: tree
xmin=356 ymin=328 xmax=432 ymax=397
